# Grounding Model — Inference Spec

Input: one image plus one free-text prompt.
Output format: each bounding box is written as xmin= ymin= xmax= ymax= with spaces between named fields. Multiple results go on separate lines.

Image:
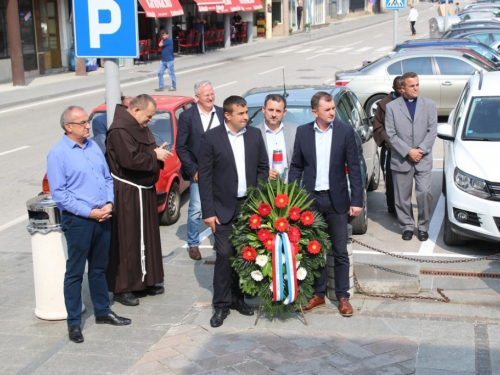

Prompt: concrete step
xmin=354 ymin=262 xmax=420 ymax=294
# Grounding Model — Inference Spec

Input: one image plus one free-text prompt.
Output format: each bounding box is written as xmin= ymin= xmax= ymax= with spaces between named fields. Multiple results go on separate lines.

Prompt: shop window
xmin=272 ymin=0 xmax=282 ymax=23
xmin=0 ymin=0 xmax=8 ymax=58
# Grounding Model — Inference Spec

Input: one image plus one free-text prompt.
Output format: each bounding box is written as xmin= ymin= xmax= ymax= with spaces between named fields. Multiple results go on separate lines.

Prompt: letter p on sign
xmin=88 ymin=0 xmax=121 ymax=48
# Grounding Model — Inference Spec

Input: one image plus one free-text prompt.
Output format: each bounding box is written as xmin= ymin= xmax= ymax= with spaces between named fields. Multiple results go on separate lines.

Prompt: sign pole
xmin=393 ymin=10 xmax=398 ymax=47
xmin=105 ymin=59 xmax=121 ymax=129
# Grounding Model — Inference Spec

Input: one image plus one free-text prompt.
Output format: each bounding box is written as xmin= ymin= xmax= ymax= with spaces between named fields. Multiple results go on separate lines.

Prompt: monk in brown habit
xmin=106 ymin=94 xmax=172 ymax=306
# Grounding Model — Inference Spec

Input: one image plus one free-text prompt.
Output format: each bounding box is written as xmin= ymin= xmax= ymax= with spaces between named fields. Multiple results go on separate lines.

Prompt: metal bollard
xmin=326 ymin=224 xmax=354 ymax=301
xmin=26 ymin=195 xmax=85 ymax=320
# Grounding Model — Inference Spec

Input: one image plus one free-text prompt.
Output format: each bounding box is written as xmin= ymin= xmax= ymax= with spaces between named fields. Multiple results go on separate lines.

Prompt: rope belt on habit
xmin=111 ymin=173 xmax=153 ymax=282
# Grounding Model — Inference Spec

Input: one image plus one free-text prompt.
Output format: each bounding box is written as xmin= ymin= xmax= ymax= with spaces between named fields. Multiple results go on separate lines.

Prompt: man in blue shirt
xmin=155 ymin=30 xmax=176 ymax=92
xmin=47 ymin=106 xmax=131 ymax=344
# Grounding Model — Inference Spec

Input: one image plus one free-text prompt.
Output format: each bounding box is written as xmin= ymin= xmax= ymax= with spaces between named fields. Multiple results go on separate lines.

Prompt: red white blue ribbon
xmin=272 ymin=233 xmax=298 ymax=304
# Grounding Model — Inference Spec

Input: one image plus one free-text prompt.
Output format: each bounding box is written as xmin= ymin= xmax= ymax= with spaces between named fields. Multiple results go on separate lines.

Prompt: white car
xmin=438 ymin=71 xmax=500 ymax=246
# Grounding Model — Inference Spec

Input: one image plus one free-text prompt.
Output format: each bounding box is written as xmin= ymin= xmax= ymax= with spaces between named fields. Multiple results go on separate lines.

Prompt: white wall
xmin=0 ymin=59 xmax=13 ymax=83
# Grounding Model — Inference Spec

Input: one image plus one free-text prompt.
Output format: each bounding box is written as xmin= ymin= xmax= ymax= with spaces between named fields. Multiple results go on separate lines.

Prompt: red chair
xmin=136 ymin=40 xmax=146 ymax=64
xmin=179 ymin=33 xmax=195 ymax=54
xmin=216 ymin=29 xmax=225 ymax=48
xmin=193 ymin=32 xmax=202 ymax=53
xmin=238 ymin=23 xmax=248 ymax=43
xmin=204 ymin=30 xmax=214 ymax=51
xmin=230 ymin=26 xmax=237 ymax=45
xmin=144 ymin=39 xmax=151 ymax=63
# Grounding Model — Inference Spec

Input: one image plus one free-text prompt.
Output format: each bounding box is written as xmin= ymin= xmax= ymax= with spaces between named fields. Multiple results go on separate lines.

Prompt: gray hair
xmin=129 ymin=94 xmax=157 ymax=110
xmin=194 ymin=80 xmax=212 ymax=95
xmin=60 ymin=106 xmax=85 ymax=131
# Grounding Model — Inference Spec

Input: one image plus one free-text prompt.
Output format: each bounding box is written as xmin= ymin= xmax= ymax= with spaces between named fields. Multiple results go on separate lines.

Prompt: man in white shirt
xmin=255 ymin=94 xmax=297 ymax=181
xmin=407 ymin=5 xmax=419 ymax=36
xmin=176 ymin=80 xmax=225 ymax=260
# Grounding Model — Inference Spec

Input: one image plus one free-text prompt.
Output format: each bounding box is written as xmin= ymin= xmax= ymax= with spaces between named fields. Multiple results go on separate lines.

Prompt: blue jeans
xmin=61 ymin=213 xmax=112 ymax=326
xmin=158 ymin=60 xmax=176 ymax=89
xmin=187 ymin=179 xmax=201 ymax=247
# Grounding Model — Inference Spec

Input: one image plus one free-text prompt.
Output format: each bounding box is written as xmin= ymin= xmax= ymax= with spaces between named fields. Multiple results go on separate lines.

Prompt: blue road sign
xmin=386 ymin=0 xmax=406 ymax=10
xmin=73 ymin=0 xmax=139 ymax=58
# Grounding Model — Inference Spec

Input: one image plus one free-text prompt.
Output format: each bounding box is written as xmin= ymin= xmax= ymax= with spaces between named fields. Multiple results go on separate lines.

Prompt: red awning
xmin=138 ymin=0 xmax=184 ymax=18
xmin=214 ymin=0 xmax=263 ymax=14
xmin=194 ymin=0 xmax=225 ymax=12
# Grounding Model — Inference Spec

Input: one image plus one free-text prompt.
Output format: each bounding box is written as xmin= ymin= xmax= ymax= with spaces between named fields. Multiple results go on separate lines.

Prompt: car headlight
xmin=454 ymin=168 xmax=490 ymax=199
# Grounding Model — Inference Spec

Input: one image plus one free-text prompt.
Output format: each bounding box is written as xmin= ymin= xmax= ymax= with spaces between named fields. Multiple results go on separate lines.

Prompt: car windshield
xmin=463 ymin=97 xmax=500 ymax=141
xmin=248 ymin=104 xmax=352 ymax=127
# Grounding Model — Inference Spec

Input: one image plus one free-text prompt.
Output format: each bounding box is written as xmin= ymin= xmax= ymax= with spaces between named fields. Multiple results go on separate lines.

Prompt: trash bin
xmin=429 ymin=15 xmax=460 ymax=38
xmin=26 ymin=195 xmax=85 ymax=320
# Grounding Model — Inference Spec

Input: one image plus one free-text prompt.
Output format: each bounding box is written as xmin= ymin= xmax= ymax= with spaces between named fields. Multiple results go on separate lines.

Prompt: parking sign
xmin=386 ymin=0 xmax=406 ymax=10
xmin=73 ymin=0 xmax=139 ymax=58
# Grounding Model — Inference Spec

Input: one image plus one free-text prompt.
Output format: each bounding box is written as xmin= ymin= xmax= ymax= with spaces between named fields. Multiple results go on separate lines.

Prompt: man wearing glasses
xmin=176 ymin=80 xmax=224 ymax=260
xmin=47 ymin=106 xmax=131 ymax=344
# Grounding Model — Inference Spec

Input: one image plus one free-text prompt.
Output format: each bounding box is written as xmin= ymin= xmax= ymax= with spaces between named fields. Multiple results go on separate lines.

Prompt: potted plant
xmin=272 ymin=20 xmax=279 ymax=28
xmin=289 ymin=27 xmax=293 ymax=35
xmin=304 ymin=23 xmax=310 ymax=32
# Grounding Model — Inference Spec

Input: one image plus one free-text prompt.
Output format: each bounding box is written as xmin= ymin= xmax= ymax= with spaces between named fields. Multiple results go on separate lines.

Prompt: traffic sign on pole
xmin=386 ymin=0 xmax=406 ymax=10
xmin=73 ymin=0 xmax=139 ymax=58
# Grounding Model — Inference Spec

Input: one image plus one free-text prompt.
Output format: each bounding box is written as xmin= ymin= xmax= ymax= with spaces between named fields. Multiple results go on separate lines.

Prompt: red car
xmin=42 ymin=95 xmax=194 ymax=225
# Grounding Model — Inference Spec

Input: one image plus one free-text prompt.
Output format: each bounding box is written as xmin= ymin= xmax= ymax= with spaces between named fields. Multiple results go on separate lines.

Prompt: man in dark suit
xmin=198 ymin=96 xmax=269 ymax=327
xmin=289 ymin=91 xmax=363 ymax=317
xmin=385 ymin=72 xmax=437 ymax=242
xmin=176 ymin=80 xmax=224 ymax=260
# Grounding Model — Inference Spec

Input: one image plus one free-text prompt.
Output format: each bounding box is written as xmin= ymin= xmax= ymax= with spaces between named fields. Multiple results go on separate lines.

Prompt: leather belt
xmin=314 ymin=190 xmax=330 ymax=194
xmin=237 ymin=196 xmax=247 ymax=201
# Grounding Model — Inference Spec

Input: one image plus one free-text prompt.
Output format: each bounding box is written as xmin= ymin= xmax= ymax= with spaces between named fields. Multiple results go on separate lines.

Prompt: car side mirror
xmin=437 ymin=124 xmax=454 ymax=141
xmin=357 ymin=125 xmax=373 ymax=143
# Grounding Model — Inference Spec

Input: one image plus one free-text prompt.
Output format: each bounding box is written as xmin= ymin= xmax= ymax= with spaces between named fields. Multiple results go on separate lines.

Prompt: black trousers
xmin=311 ymin=192 xmax=350 ymax=299
xmin=212 ymin=200 xmax=245 ymax=309
xmin=380 ymin=143 xmax=395 ymax=210
xmin=410 ymin=21 xmax=416 ymax=34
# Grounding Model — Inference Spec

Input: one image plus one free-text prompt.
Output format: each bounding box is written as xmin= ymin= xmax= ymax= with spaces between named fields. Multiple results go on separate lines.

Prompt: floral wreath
xmin=230 ymin=177 xmax=330 ymax=317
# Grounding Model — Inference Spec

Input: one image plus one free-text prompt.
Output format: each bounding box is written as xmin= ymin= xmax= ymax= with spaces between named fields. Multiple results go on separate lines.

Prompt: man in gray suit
xmin=256 ymin=94 xmax=297 ymax=180
xmin=385 ymin=72 xmax=437 ymax=241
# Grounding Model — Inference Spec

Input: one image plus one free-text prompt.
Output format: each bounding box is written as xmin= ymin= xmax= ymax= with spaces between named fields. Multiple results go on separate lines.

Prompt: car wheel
xmin=160 ymin=182 xmax=181 ymax=225
xmin=443 ymin=201 xmax=466 ymax=246
xmin=351 ymin=189 xmax=368 ymax=235
xmin=365 ymin=94 xmax=387 ymax=119
xmin=368 ymin=151 xmax=380 ymax=191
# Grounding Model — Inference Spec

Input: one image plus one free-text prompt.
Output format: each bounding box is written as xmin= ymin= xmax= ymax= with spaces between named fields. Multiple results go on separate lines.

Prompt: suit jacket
xmin=198 ymin=125 xmax=269 ymax=224
xmin=385 ymin=96 xmax=437 ymax=172
xmin=373 ymin=92 xmax=396 ymax=150
xmin=288 ymin=119 xmax=363 ymax=214
xmin=255 ymin=121 xmax=297 ymax=171
xmin=176 ymin=104 xmax=225 ymax=178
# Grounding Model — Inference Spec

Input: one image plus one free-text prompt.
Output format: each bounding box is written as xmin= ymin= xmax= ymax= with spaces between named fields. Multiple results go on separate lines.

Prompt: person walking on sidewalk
xmin=155 ymin=30 xmax=176 ymax=92
xmin=105 ymin=95 xmax=173 ymax=306
xmin=297 ymin=2 xmax=304 ymax=30
xmin=198 ymin=96 xmax=269 ymax=328
xmin=47 ymin=106 xmax=131 ymax=344
xmin=407 ymin=5 xmax=418 ymax=36
xmin=385 ymin=72 xmax=437 ymax=242
xmin=176 ymin=80 xmax=224 ymax=260
xmin=288 ymin=92 xmax=363 ymax=317
xmin=373 ymin=76 xmax=404 ymax=214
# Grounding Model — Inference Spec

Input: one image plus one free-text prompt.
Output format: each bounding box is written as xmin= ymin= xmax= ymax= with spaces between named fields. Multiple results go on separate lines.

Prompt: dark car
xmin=394 ymin=38 xmax=500 ymax=63
xmin=447 ymin=29 xmax=500 ymax=45
xmin=242 ymin=85 xmax=380 ymax=234
xmin=443 ymin=24 xmax=500 ymax=39
xmin=42 ymin=95 xmax=194 ymax=226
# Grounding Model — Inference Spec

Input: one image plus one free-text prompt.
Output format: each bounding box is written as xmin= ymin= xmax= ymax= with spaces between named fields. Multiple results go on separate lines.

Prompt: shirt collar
xmin=63 ymin=134 xmax=89 ymax=149
xmin=224 ymin=122 xmax=247 ymax=136
xmin=264 ymin=123 xmax=284 ymax=134
xmin=198 ymin=104 xmax=216 ymax=116
xmin=404 ymin=96 xmax=417 ymax=103
xmin=313 ymin=121 xmax=333 ymax=133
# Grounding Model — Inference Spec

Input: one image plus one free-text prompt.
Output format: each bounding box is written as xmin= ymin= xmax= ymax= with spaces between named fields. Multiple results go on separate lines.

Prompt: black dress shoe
xmin=96 ymin=311 xmax=131 ymax=326
xmin=68 ymin=325 xmax=84 ymax=343
xmin=402 ymin=230 xmax=414 ymax=241
xmin=417 ymin=230 xmax=429 ymax=241
xmin=146 ymin=285 xmax=165 ymax=295
xmin=230 ymin=299 xmax=254 ymax=316
xmin=114 ymin=292 xmax=139 ymax=306
xmin=210 ymin=308 xmax=229 ymax=328
xmin=388 ymin=206 xmax=396 ymax=214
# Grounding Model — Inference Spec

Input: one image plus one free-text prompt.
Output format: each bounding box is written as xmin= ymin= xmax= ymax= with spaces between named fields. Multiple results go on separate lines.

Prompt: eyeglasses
xmin=67 ymin=120 xmax=90 ymax=127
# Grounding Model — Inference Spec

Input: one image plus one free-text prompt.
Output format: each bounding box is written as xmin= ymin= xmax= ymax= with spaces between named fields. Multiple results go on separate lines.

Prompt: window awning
xmin=138 ymin=0 xmax=184 ymax=18
xmin=194 ymin=0 xmax=225 ymax=12
xmin=211 ymin=0 xmax=263 ymax=14
xmin=237 ymin=0 xmax=263 ymax=11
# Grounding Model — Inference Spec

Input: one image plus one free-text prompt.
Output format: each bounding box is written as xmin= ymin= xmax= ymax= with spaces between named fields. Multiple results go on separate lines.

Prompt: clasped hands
xmin=89 ymin=203 xmax=114 ymax=222
xmin=407 ymin=148 xmax=423 ymax=163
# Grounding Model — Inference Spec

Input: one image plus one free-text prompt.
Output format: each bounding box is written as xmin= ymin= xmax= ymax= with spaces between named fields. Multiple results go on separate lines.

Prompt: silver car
xmin=335 ymin=50 xmax=495 ymax=117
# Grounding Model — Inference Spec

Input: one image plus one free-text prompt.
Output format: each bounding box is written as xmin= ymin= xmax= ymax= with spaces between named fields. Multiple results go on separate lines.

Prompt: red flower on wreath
xmin=264 ymin=236 xmax=275 ymax=251
xmin=275 ymin=217 xmax=289 ymax=232
xmin=258 ymin=203 xmax=272 ymax=216
xmin=242 ymin=246 xmax=257 ymax=261
xmin=307 ymin=240 xmax=321 ymax=255
xmin=293 ymin=242 xmax=300 ymax=255
xmin=288 ymin=226 xmax=301 ymax=243
xmin=275 ymin=194 xmax=289 ymax=208
xmin=289 ymin=206 xmax=301 ymax=221
xmin=300 ymin=211 xmax=315 ymax=226
xmin=257 ymin=228 xmax=272 ymax=242
xmin=248 ymin=214 xmax=262 ymax=230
